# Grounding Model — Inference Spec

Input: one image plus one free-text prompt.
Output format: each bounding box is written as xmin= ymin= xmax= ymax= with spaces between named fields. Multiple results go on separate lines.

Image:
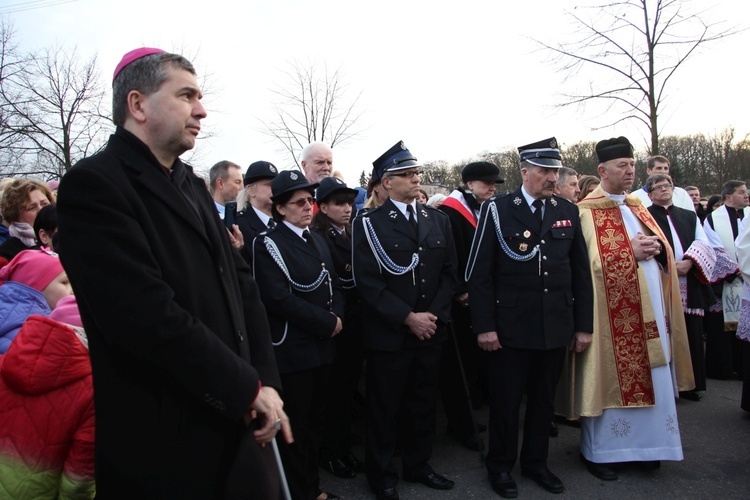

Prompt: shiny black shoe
xmin=521 ymin=466 xmax=564 ymax=494
xmin=549 ymin=420 xmax=559 ymax=437
xmin=319 ymin=457 xmax=355 ymax=478
xmin=489 ymin=472 xmax=518 ymax=498
xmin=340 ymin=452 xmax=365 ymax=472
xmin=679 ymin=390 xmax=702 ymax=401
xmin=404 ymin=472 xmax=455 ymax=490
xmin=580 ymin=454 xmax=618 ymax=481
xmin=373 ymin=487 xmax=399 ymax=500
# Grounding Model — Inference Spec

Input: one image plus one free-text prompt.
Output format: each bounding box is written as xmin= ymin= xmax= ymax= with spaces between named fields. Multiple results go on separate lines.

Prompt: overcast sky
xmin=7 ymin=0 xmax=749 ymax=184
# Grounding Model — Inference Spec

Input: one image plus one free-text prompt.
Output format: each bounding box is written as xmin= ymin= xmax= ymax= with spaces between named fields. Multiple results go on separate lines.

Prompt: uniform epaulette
xmin=421 ymin=204 xmax=448 ymax=217
xmin=360 ymin=205 xmax=380 ymax=217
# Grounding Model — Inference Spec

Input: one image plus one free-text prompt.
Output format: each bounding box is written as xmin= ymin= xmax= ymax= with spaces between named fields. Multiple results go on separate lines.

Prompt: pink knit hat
xmin=113 ymin=47 xmax=166 ymax=82
xmin=0 ymin=249 xmax=63 ymax=292
xmin=49 ymin=295 xmax=82 ymax=327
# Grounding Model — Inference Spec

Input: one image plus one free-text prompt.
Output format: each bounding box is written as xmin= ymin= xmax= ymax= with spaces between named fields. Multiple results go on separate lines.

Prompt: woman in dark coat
xmin=253 ymin=170 xmax=345 ymax=500
xmin=438 ymin=162 xmax=504 ymax=448
xmin=310 ymin=177 xmax=365 ymax=479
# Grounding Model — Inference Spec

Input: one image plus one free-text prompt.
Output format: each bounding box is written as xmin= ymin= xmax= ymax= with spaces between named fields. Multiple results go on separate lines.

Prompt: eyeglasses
xmin=650 ymin=183 xmax=673 ymax=192
xmin=388 ymin=170 xmax=423 ymax=179
xmin=288 ymin=196 xmax=315 ymax=207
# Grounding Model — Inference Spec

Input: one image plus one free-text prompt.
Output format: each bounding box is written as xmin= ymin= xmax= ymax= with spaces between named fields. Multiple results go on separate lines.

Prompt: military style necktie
xmin=407 ymin=205 xmax=418 ymax=233
xmin=532 ymin=199 xmax=544 ymax=228
xmin=302 ymin=229 xmax=318 ymax=254
xmin=267 ymin=218 xmax=276 ymax=229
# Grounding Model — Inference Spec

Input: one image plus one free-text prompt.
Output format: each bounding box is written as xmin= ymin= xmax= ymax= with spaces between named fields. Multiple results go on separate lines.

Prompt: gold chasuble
xmin=557 ymin=185 xmax=694 ymax=419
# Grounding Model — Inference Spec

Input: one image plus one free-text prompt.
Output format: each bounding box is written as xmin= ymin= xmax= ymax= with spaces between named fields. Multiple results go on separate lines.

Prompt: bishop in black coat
xmin=57 ymin=127 xmax=282 ymax=499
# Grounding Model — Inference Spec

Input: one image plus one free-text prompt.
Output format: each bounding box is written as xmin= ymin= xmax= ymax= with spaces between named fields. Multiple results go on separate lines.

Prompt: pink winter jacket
xmin=0 ymin=315 xmax=95 ymax=499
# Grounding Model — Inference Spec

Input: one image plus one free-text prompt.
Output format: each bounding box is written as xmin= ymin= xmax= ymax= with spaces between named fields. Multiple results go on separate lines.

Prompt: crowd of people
xmin=0 ymin=48 xmax=748 ymax=500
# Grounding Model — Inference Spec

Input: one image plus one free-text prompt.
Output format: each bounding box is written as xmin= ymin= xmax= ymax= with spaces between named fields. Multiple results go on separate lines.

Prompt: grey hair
xmin=208 ymin=161 xmax=241 ymax=191
xmin=300 ymin=142 xmax=330 ymax=162
xmin=556 ymin=167 xmax=578 ymax=186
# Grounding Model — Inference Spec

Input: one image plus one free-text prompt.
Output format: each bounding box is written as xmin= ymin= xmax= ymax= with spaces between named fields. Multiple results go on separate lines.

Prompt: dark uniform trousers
xmin=352 ymin=198 xmax=457 ymax=491
xmin=313 ymin=226 xmax=366 ymax=460
xmin=467 ymin=189 xmax=593 ymax=478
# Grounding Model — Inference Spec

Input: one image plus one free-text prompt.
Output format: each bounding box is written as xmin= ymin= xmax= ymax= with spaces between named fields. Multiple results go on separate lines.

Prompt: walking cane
xmin=271 ymin=425 xmax=292 ymax=500
xmin=448 ymin=321 xmax=486 ymax=465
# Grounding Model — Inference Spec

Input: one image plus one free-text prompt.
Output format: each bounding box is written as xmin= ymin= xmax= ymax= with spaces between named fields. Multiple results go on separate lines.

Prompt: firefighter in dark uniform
xmin=236 ymin=160 xmax=278 ymax=265
xmin=311 ymin=176 xmax=367 ymax=478
xmin=252 ymin=170 xmax=345 ymax=500
xmin=466 ymin=138 xmax=593 ymax=498
xmin=352 ymin=141 xmax=458 ymax=500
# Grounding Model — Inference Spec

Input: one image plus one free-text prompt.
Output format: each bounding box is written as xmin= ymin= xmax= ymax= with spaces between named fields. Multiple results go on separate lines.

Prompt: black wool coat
xmin=57 ymin=128 xmax=281 ymax=499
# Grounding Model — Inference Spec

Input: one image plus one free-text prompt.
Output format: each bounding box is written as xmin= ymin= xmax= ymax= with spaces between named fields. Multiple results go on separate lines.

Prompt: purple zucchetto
xmin=113 ymin=47 xmax=166 ymax=82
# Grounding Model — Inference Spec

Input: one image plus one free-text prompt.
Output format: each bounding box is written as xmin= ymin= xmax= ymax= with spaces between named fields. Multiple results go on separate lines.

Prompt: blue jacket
xmin=0 ymin=282 xmax=50 ymax=353
xmin=0 ymin=224 xmax=9 ymax=245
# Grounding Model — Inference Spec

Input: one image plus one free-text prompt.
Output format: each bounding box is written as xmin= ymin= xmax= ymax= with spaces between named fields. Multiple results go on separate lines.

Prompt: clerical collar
xmin=651 ymin=203 xmax=673 ymax=211
xmin=604 ymin=190 xmax=627 ymax=205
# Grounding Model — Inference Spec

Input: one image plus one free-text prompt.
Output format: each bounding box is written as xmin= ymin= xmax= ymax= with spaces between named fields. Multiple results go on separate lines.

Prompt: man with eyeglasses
xmin=647 ymin=174 xmax=714 ymax=401
xmin=631 ymin=155 xmax=694 ymax=211
xmin=352 ymin=141 xmax=457 ymax=500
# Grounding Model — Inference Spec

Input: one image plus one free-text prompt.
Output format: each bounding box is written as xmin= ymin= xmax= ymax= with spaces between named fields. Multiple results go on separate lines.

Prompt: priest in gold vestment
xmin=556 ymin=137 xmax=694 ymax=481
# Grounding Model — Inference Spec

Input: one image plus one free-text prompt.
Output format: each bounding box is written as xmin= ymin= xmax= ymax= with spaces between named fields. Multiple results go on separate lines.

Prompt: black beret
xmin=595 ymin=137 xmax=634 ymax=163
xmin=462 ymin=162 xmax=504 ymax=184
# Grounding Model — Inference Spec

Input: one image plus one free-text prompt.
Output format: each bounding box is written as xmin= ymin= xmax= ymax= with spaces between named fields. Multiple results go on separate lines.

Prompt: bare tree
xmin=561 ymin=141 xmax=599 ymax=176
xmin=261 ymin=60 xmax=364 ymax=168
xmin=421 ymin=160 xmax=460 ymax=189
xmin=0 ymin=19 xmax=30 ymax=173
xmin=0 ymin=22 xmax=109 ymax=180
xmin=4 ymin=45 xmax=108 ymax=179
xmin=538 ymin=0 xmax=737 ymax=154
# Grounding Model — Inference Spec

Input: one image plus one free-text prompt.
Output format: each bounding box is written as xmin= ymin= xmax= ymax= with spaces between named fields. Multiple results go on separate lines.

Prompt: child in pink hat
xmin=0 ymin=249 xmax=73 ymax=353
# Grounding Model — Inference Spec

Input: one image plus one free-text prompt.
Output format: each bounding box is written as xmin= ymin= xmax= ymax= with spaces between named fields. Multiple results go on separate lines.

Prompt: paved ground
xmin=317 ymin=377 xmax=750 ymax=499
